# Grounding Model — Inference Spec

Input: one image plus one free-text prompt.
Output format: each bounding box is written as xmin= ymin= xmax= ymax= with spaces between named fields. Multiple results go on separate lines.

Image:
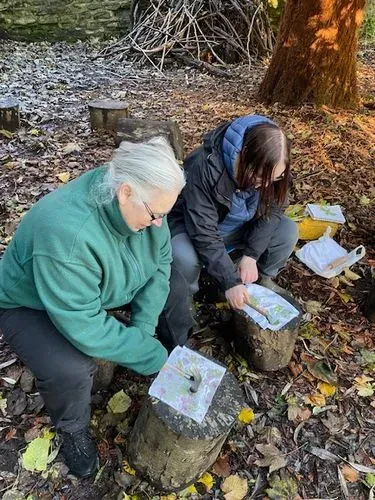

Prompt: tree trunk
xmin=258 ymin=0 xmax=365 ymax=108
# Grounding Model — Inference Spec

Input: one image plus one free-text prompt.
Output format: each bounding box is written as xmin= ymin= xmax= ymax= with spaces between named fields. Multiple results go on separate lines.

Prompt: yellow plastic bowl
xmin=297 ymin=217 xmax=340 ymax=240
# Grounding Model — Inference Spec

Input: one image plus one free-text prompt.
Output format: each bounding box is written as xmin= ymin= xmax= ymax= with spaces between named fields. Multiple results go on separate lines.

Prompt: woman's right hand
xmin=225 ymin=284 xmax=251 ymax=310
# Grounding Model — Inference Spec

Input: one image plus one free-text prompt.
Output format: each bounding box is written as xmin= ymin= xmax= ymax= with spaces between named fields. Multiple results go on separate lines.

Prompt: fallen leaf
xmin=265 ymin=474 xmax=299 ymax=499
xmin=305 ymin=359 xmax=337 ymax=385
xmin=123 ymin=460 xmax=136 ymax=475
xmin=62 ymin=142 xmax=81 ymax=154
xmin=354 ymin=375 xmax=374 ymax=397
xmin=287 ymin=402 xmax=311 ymax=423
xmin=341 ymin=464 xmax=359 ymax=482
xmin=344 ymin=268 xmax=361 ymax=281
xmin=318 ymin=382 xmax=336 ymax=396
xmin=197 ymin=472 xmax=214 ymax=490
xmin=365 ymin=473 xmax=375 ymax=488
xmin=238 ymin=407 xmax=254 ymax=424
xmin=322 ymin=411 xmax=349 ymax=435
xmin=5 ymin=428 xmax=17 ymax=441
xmin=212 ymin=454 xmax=231 ymax=477
xmin=288 ymin=361 xmax=303 ymax=378
xmin=221 ymin=474 xmax=248 ymax=500
xmin=255 ymin=444 xmax=287 ymax=473
xmin=337 ymin=465 xmax=350 ymax=499
xmin=304 ymin=300 xmax=322 ymax=315
xmin=22 ymin=429 xmax=55 ymax=472
xmin=107 ymin=390 xmax=132 ymax=414
xmin=309 ymin=446 xmax=339 ymax=462
xmin=56 ymin=172 xmax=71 ymax=183
xmin=304 ymin=393 xmax=326 ymax=407
xmin=359 ymin=195 xmax=372 ymax=206
xmin=338 ymin=291 xmax=354 ymax=304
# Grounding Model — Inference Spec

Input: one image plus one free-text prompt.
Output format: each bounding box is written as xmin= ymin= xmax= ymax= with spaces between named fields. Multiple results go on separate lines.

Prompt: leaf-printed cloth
xmin=148 ymin=346 xmax=226 ymax=423
xmin=243 ymin=284 xmax=299 ymax=331
xmin=306 ymin=204 xmax=345 ymax=223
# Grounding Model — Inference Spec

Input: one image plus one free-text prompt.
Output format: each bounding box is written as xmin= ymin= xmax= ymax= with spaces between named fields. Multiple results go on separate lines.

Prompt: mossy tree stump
xmin=0 ymin=97 xmax=20 ymax=132
xmin=128 ymin=370 xmax=243 ymax=492
xmin=233 ymin=296 xmax=302 ymax=371
xmin=88 ymin=99 xmax=130 ymax=131
xmin=116 ymin=118 xmax=184 ymax=161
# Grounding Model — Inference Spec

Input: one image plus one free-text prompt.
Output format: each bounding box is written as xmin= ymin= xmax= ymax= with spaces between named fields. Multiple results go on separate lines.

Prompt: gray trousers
xmin=0 ymin=307 xmax=96 ymax=433
xmin=157 ymin=216 xmax=298 ymax=350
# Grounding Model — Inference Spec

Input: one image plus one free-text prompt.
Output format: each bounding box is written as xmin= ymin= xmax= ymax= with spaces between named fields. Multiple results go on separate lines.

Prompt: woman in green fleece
xmin=0 ymin=137 xmax=185 ymax=477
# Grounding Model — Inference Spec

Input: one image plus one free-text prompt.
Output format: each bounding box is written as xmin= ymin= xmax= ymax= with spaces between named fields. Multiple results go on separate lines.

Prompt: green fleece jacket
xmin=0 ymin=166 xmax=170 ymax=375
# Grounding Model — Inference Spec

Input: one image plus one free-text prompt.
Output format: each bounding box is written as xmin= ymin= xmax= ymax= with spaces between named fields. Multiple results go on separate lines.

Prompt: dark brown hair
xmin=236 ymin=123 xmax=291 ymax=216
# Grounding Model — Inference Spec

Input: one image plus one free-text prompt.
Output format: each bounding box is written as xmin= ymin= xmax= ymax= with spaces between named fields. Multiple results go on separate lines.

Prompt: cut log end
xmin=0 ymin=97 xmax=20 ymax=132
xmin=128 ymin=369 xmax=243 ymax=491
xmin=116 ymin=117 xmax=184 ymax=161
xmin=88 ymin=99 xmax=130 ymax=132
xmin=233 ymin=295 xmax=302 ymax=371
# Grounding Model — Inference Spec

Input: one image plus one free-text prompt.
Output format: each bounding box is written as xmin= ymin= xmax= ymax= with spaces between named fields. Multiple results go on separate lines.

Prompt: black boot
xmin=62 ymin=428 xmax=98 ymax=478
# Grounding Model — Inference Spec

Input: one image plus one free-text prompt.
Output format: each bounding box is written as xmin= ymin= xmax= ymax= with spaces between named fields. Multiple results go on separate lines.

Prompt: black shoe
xmin=62 ymin=428 xmax=98 ymax=478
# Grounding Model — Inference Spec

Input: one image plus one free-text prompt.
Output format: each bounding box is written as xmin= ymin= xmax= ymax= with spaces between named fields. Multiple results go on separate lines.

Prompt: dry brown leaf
xmin=255 ymin=444 xmax=287 ymax=473
xmin=221 ymin=474 xmax=248 ymax=500
xmin=288 ymin=403 xmax=311 ymax=424
xmin=212 ymin=454 xmax=231 ymax=478
xmin=341 ymin=464 xmax=359 ymax=483
xmin=304 ymin=393 xmax=326 ymax=407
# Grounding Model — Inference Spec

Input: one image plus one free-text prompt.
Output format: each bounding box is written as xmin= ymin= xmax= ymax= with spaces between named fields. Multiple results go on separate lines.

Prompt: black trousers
xmin=0 ymin=307 xmax=96 ymax=433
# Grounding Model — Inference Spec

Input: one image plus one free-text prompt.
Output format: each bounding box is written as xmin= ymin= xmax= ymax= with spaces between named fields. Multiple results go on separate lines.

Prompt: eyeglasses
xmin=143 ymin=201 xmax=168 ymax=221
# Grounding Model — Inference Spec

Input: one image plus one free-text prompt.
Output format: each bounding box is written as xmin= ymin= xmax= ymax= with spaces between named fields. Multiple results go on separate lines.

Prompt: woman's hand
xmin=225 ymin=284 xmax=251 ymax=310
xmin=238 ymin=256 xmax=258 ymax=284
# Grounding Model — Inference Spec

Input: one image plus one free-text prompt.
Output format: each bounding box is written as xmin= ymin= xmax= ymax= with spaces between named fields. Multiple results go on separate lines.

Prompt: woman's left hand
xmin=238 ymin=256 xmax=258 ymax=284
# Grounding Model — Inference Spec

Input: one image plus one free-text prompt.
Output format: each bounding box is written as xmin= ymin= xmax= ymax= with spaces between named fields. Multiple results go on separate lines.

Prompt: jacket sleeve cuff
xmin=130 ymin=319 xmax=156 ymax=337
xmin=222 ymin=274 xmax=243 ymax=291
xmin=243 ymin=248 xmax=261 ymax=260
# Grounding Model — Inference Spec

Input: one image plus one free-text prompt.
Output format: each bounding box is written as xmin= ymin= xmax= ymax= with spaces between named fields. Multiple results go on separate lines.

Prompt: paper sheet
xmin=306 ymin=204 xmax=345 ymax=224
xmin=148 ymin=346 xmax=226 ymax=423
xmin=243 ymin=284 xmax=299 ymax=331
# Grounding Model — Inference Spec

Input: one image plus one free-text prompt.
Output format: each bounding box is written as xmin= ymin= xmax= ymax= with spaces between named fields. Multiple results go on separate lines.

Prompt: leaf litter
xmin=0 ymin=38 xmax=374 ymax=499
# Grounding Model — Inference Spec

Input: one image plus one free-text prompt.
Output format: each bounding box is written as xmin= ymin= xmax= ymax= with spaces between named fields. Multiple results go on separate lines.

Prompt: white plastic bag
xmin=295 ymin=229 xmax=365 ymax=278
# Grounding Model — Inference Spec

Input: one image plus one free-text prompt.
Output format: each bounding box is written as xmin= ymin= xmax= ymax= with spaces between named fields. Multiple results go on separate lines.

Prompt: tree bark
xmin=258 ymin=0 xmax=365 ymax=108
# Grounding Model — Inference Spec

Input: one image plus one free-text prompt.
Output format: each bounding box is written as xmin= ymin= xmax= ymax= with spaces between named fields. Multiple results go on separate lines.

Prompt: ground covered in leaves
xmin=0 ymin=41 xmax=374 ymax=500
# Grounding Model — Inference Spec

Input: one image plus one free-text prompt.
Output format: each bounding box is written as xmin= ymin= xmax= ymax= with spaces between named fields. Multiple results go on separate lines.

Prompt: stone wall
xmin=0 ymin=0 xmax=131 ymax=41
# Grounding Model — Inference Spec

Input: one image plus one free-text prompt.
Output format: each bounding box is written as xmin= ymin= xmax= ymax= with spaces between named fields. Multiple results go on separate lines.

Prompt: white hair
xmin=97 ymin=136 xmax=185 ymax=204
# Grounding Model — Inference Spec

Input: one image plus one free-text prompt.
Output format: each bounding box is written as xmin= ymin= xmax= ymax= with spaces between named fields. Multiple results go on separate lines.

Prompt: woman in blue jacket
xmin=158 ymin=115 xmax=298 ymax=350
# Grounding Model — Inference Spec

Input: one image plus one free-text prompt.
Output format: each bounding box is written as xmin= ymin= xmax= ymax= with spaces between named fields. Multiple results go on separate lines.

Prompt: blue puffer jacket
xmin=219 ymin=115 xmax=274 ymax=236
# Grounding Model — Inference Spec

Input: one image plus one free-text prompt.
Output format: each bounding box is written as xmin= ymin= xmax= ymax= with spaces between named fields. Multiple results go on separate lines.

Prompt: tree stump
xmin=0 ymin=97 xmax=20 ymax=132
xmin=92 ymin=359 xmax=116 ymax=392
xmin=232 ymin=296 xmax=302 ymax=371
xmin=127 ymin=370 xmax=243 ymax=492
xmin=88 ymin=100 xmax=130 ymax=132
xmin=116 ymin=118 xmax=184 ymax=161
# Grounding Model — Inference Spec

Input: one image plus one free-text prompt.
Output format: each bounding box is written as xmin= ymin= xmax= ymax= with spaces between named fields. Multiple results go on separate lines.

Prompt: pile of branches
xmin=97 ymin=0 xmax=275 ymax=74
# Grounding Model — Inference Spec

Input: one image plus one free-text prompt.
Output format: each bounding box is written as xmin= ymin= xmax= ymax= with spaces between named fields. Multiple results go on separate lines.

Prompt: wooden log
xmin=88 ymin=99 xmax=130 ymax=132
xmin=128 ymin=369 xmax=243 ymax=492
xmin=116 ymin=118 xmax=184 ymax=162
xmin=0 ymin=97 xmax=20 ymax=132
xmin=92 ymin=359 xmax=116 ymax=392
xmin=232 ymin=296 xmax=302 ymax=371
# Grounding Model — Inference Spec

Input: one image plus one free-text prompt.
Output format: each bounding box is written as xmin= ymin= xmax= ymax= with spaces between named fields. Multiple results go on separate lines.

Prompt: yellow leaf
xmin=344 ymin=268 xmax=361 ymax=281
xmin=30 ymin=128 xmax=40 ymax=136
xmin=318 ymin=382 xmax=336 ymax=397
xmin=56 ymin=172 xmax=71 ymax=183
xmin=22 ymin=428 xmax=54 ymax=472
xmin=268 ymin=0 xmax=278 ymax=8
xmin=107 ymin=390 xmax=132 ymax=414
xmin=238 ymin=407 xmax=254 ymax=424
xmin=160 ymin=495 xmax=177 ymax=500
xmin=338 ymin=291 xmax=353 ymax=304
xmin=201 ymin=104 xmax=210 ymax=111
xmin=216 ymin=302 xmax=230 ymax=310
xmin=360 ymin=195 xmax=372 ymax=206
xmin=354 ymin=376 xmax=374 ymax=397
xmin=123 ymin=460 xmax=136 ymax=475
xmin=197 ymin=472 xmax=214 ymax=490
xmin=221 ymin=474 xmax=248 ymax=500
xmin=304 ymin=393 xmax=326 ymax=407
